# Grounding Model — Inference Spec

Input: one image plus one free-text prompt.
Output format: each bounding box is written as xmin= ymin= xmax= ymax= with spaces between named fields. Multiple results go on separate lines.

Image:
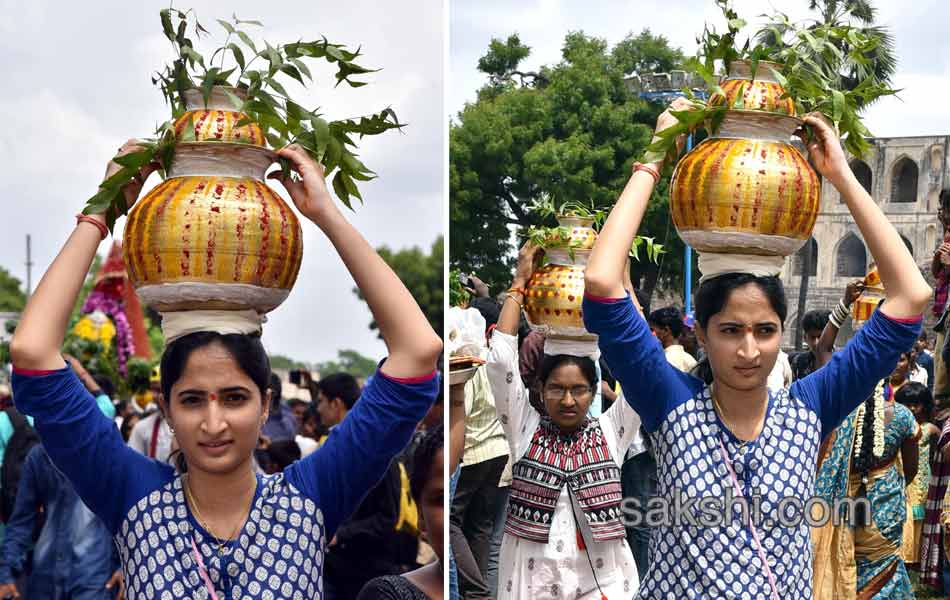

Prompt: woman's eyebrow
xmin=219 ymin=386 xmax=252 ymax=394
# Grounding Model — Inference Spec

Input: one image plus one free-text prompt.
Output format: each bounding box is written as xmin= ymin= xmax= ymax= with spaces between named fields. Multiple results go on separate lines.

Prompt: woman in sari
xmin=896 ymin=382 xmax=939 ymax=567
xmin=813 ymin=370 xmax=919 ymax=599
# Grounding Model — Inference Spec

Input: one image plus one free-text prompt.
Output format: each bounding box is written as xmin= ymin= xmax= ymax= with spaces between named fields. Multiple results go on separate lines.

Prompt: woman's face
xmin=696 ymin=283 xmax=782 ymax=394
xmin=905 ymin=402 xmax=927 ymax=423
xmin=892 ymin=353 xmax=910 ymax=381
xmin=541 ymin=363 xmax=593 ymax=433
xmin=164 ymin=342 xmax=269 ymax=476
xmin=419 ymin=448 xmax=445 ymax=563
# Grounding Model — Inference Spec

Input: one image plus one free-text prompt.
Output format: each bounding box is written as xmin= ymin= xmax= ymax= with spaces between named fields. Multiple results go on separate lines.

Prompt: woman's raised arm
xmin=585 ymin=98 xmax=690 ymax=298
xmin=271 ymin=145 xmax=442 ymax=378
xmin=804 ymin=115 xmax=931 ymax=318
xmin=11 ymin=141 xmax=156 ymax=371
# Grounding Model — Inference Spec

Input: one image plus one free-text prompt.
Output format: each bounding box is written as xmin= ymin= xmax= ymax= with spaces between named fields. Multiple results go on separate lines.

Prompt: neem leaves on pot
xmin=84 ymin=8 xmax=405 ymax=231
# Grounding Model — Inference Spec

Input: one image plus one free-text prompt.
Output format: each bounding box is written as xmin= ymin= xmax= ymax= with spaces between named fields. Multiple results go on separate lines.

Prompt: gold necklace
xmin=184 ymin=474 xmax=252 ymax=554
xmin=712 ymin=391 xmax=755 ymax=451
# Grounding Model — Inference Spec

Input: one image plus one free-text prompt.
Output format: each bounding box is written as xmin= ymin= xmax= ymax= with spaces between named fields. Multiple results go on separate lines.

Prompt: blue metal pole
xmin=684 ymin=133 xmax=694 ymax=316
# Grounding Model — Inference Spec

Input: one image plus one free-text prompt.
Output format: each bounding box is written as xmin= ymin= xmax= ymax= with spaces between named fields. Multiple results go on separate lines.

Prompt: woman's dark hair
xmin=410 ymin=424 xmax=444 ymax=501
xmin=160 ymin=332 xmax=271 ymax=401
xmin=690 ymin=273 xmax=788 ymax=384
xmin=160 ymin=332 xmax=271 ymax=472
xmin=895 ymin=381 xmax=933 ymax=418
xmin=940 ymin=188 xmax=950 ymax=211
xmin=536 ymin=355 xmax=597 ymax=389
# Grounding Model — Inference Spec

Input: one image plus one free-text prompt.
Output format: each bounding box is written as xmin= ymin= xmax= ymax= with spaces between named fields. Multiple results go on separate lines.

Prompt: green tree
xmin=0 ymin=267 xmax=26 ymax=312
xmin=451 ymin=30 xmax=692 ymax=299
xmin=314 ymin=349 xmax=378 ymax=380
xmin=610 ymin=29 xmax=685 ymax=75
xmin=758 ymin=0 xmax=895 ymax=99
xmin=354 ymin=236 xmax=443 ymax=337
xmin=270 ymin=354 xmax=311 ymax=370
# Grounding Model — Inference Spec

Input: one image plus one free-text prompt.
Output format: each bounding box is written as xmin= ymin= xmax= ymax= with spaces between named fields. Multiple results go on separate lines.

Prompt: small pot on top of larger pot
xmin=669 ymin=109 xmax=821 ymax=257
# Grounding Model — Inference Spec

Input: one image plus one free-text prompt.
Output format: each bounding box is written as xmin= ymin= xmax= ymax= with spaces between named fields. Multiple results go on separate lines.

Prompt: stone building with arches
xmin=780 ymin=134 xmax=948 ymax=345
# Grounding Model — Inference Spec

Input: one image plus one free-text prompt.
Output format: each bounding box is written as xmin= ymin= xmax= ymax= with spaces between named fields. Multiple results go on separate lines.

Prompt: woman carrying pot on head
xmin=8 ymin=142 xmax=442 ymax=599
xmin=485 ymin=241 xmax=642 ymax=599
xmin=582 ymin=98 xmax=931 ymax=599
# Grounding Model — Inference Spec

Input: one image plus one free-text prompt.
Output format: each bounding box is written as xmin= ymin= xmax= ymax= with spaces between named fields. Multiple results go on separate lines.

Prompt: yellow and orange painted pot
xmin=524 ymin=248 xmax=596 ymax=340
xmin=173 ymin=87 xmax=265 ymax=146
xmin=669 ymin=110 xmax=820 ymax=257
xmin=541 ymin=215 xmax=596 ymax=251
xmin=709 ymin=60 xmax=796 ymax=116
xmin=123 ymin=88 xmax=302 ymax=313
xmin=853 ymin=267 xmax=886 ymax=324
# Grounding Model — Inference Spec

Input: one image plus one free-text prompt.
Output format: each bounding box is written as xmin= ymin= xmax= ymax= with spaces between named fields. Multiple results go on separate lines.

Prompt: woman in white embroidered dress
xmin=485 ymin=242 xmax=640 ymax=599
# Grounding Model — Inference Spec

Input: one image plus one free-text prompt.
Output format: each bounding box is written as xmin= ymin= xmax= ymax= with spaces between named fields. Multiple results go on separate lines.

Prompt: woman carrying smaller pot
xmin=485 ymin=241 xmax=641 ymax=599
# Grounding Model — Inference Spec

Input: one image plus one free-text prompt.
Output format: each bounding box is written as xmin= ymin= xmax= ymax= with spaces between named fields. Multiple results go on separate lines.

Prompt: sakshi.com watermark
xmin=620 ymin=488 xmax=872 ymax=529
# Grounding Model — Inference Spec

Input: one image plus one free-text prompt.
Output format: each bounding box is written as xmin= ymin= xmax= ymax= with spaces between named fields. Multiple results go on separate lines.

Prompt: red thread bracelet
xmin=75 ymin=214 xmax=108 ymax=240
xmin=632 ymin=162 xmax=661 ymax=184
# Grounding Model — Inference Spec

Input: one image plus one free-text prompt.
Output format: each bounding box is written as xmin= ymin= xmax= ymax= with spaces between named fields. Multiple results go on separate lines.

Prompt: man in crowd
xmin=917 ymin=333 xmax=936 ymax=394
xmin=451 ymin=297 xmax=508 ymax=600
xmin=932 ymin=189 xmax=950 ymax=405
xmin=790 ymin=309 xmax=830 ymax=381
xmin=0 ymin=357 xmax=120 ymax=600
xmin=648 ymin=305 xmax=697 ymax=372
xmin=321 ymin=373 xmax=417 ymax=599
xmin=261 ymin=372 xmax=298 ymax=442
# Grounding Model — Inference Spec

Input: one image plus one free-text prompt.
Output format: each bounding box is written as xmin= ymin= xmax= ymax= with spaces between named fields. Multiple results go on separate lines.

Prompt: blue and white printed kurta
xmin=582 ymin=293 xmax=920 ymax=599
xmin=12 ymin=363 xmax=438 ymax=599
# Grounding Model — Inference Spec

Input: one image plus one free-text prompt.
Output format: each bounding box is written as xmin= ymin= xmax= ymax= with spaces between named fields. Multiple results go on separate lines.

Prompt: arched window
xmin=836 ymin=233 xmax=867 ymax=277
xmin=891 ymin=157 xmax=918 ymax=203
xmin=850 ymin=160 xmax=872 ymax=195
xmin=793 ymin=238 xmax=818 ymax=276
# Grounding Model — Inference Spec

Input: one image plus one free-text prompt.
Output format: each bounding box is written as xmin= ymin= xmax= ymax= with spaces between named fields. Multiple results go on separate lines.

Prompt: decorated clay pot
xmin=852 ymin=267 xmax=885 ymax=324
xmin=173 ymin=87 xmax=265 ymax=146
xmin=710 ymin=60 xmax=795 ymax=116
xmin=124 ymin=103 xmax=303 ymax=312
xmin=524 ymin=249 xmax=595 ymax=339
xmin=669 ymin=110 xmax=820 ymax=256
xmin=542 ymin=215 xmax=596 ymax=251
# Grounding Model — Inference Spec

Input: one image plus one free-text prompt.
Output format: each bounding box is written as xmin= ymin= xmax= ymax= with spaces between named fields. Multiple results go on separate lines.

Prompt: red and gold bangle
xmin=75 ymin=214 xmax=108 ymax=240
xmin=632 ymin=162 xmax=661 ymax=184
xmin=507 ymin=287 xmax=527 ymax=296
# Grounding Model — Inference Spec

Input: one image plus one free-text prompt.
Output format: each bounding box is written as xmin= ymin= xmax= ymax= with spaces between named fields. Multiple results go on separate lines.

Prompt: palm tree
xmin=757 ymin=0 xmax=896 ymax=107
xmin=762 ymin=0 xmax=895 ymax=348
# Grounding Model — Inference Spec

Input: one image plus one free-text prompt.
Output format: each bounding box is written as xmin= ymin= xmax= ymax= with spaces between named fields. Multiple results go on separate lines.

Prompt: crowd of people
xmin=448 ymin=100 xmax=950 ymax=600
xmin=0 ymin=141 xmax=444 ymax=599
